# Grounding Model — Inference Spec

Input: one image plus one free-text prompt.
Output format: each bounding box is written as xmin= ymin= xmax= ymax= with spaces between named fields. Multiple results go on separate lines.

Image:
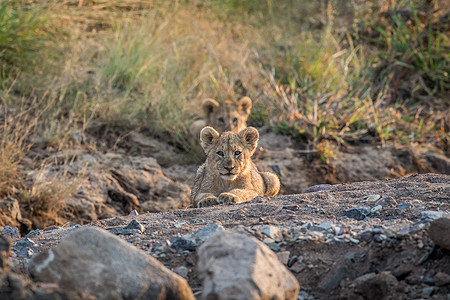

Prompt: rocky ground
xmin=1 ymin=173 xmax=449 ymax=299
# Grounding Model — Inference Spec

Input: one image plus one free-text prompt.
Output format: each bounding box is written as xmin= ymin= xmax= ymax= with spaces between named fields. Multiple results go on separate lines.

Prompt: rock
xmin=434 ymin=272 xmax=450 ymax=287
xmin=429 ymin=218 xmax=450 ymax=250
xmin=276 ymin=251 xmax=290 ymax=265
xmin=14 ymin=238 xmax=36 ymax=250
xmin=318 ymin=252 xmax=356 ymax=290
xmin=396 ymin=203 xmax=412 ymax=210
xmin=289 ymin=261 xmax=306 ymax=273
xmin=298 ymin=290 xmax=315 ymax=300
xmin=171 ymin=224 xmax=224 ymax=251
xmin=423 ymin=275 xmax=435 ymax=286
xmin=364 ymin=194 xmax=381 ymax=202
xmin=422 ymin=286 xmax=436 ymax=297
xmin=29 ymin=227 xmax=194 ymax=300
xmin=262 ymin=225 xmax=282 ymax=241
xmin=197 ymin=231 xmax=299 ymax=300
xmin=128 ymin=209 xmax=139 ymax=216
xmin=353 ymin=272 xmax=399 ymax=299
xmin=174 ymin=266 xmax=189 ymax=279
xmin=0 ymin=236 xmax=10 ymax=273
xmin=370 ymin=205 xmax=382 ymax=213
xmin=304 ymin=184 xmax=332 ymax=193
xmin=25 ymin=229 xmax=41 ymax=237
xmin=2 ymin=226 xmax=20 ymax=239
xmin=110 ymin=219 xmax=145 ymax=235
xmin=422 ymin=211 xmax=449 ymax=221
xmin=392 ymin=264 xmax=412 ymax=280
xmin=343 ymin=207 xmax=370 ymax=221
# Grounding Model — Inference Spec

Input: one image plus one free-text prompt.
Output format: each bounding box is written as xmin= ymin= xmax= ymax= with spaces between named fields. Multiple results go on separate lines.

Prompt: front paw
xmin=217 ymin=192 xmax=240 ymax=204
xmin=197 ymin=196 xmax=218 ymax=208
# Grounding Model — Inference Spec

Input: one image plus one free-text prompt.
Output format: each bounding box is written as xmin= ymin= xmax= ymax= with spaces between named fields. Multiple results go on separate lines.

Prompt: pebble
xmin=370 ymin=205 xmax=382 ymax=213
xmin=423 ymin=275 xmax=435 ymax=286
xmin=2 ymin=226 xmax=20 ymax=239
xmin=373 ymin=234 xmax=386 ymax=243
xmin=170 ymin=224 xmax=224 ymax=251
xmin=174 ymin=266 xmax=189 ymax=279
xmin=434 ymin=272 xmax=450 ymax=287
xmin=289 ymin=261 xmax=306 ymax=273
xmin=276 ymin=251 xmax=290 ymax=265
xmin=287 ymin=255 xmax=298 ymax=267
xmin=364 ymin=194 xmax=381 ymax=202
xmin=123 ymin=219 xmax=144 ymax=232
xmin=343 ymin=207 xmax=370 ymax=221
xmin=128 ymin=210 xmax=139 ymax=216
xmin=262 ymin=225 xmax=282 ymax=241
xmin=396 ymin=203 xmax=412 ymax=210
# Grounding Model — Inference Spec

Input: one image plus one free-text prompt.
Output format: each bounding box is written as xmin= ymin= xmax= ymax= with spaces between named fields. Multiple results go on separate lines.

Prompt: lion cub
xmin=189 ymin=97 xmax=252 ymax=138
xmin=191 ymin=126 xmax=280 ymax=208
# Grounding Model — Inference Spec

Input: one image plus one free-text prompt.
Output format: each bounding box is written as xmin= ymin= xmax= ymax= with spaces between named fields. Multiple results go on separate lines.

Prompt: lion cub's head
xmin=202 ymin=97 xmax=252 ymax=133
xmin=200 ymin=126 xmax=259 ymax=181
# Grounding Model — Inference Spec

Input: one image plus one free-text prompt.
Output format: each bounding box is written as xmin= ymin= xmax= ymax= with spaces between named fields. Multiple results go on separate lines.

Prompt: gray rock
xmin=198 ymin=231 xmax=299 ymax=300
xmin=123 ymin=219 xmax=144 ymax=232
xmin=174 ymin=266 xmax=189 ymax=279
xmin=17 ymin=247 xmax=33 ymax=258
xmin=25 ymin=229 xmax=41 ymax=237
xmin=2 ymin=226 xmax=20 ymax=239
xmin=343 ymin=207 xmax=370 ymax=220
xmin=109 ymin=219 xmax=144 ymax=235
xmin=171 ymin=224 xmax=224 ymax=251
xmin=298 ymin=290 xmax=315 ymax=300
xmin=396 ymin=203 xmax=412 ymax=210
xmin=29 ymin=227 xmax=194 ymax=300
xmin=128 ymin=209 xmax=139 ymax=216
xmin=434 ymin=272 xmax=450 ymax=287
xmin=429 ymin=218 xmax=450 ymax=251
xmin=318 ymin=252 xmax=356 ymax=290
xmin=262 ymin=225 xmax=282 ymax=241
xmin=364 ymin=194 xmax=381 ymax=202
xmin=353 ymin=272 xmax=398 ymax=299
xmin=370 ymin=205 xmax=382 ymax=213
xmin=14 ymin=238 xmax=36 ymax=250
xmin=422 ymin=211 xmax=449 ymax=221
xmin=276 ymin=251 xmax=290 ymax=265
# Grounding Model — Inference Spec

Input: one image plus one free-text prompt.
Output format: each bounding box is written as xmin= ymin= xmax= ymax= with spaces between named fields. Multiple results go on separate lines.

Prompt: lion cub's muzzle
xmin=219 ymin=165 xmax=238 ymax=180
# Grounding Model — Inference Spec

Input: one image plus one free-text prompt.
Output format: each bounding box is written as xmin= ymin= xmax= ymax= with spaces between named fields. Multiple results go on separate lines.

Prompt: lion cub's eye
xmin=217 ymin=151 xmax=225 ymax=158
xmin=218 ymin=118 xmax=225 ymax=125
xmin=232 ymin=118 xmax=238 ymax=126
xmin=234 ymin=150 xmax=241 ymax=157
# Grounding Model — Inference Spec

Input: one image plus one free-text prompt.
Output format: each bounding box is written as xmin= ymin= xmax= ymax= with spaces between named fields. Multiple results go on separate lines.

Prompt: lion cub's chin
xmin=220 ymin=174 xmax=237 ymax=180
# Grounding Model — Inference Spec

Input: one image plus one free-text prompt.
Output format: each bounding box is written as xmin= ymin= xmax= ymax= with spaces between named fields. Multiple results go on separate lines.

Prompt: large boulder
xmin=29 ymin=227 xmax=194 ymax=300
xmin=28 ymin=152 xmax=191 ymax=223
xmin=197 ymin=231 xmax=299 ymax=300
xmin=429 ymin=218 xmax=450 ymax=251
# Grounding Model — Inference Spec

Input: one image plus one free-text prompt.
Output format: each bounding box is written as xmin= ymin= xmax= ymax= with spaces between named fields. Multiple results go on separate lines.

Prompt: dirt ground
xmin=7 ymin=173 xmax=449 ymax=299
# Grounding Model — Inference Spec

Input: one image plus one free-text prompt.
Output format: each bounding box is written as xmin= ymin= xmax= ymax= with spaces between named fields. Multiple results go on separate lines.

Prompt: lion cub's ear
xmin=202 ymin=99 xmax=219 ymax=116
xmin=239 ymin=127 xmax=259 ymax=152
xmin=200 ymin=126 xmax=220 ymax=152
xmin=237 ymin=96 xmax=252 ymax=116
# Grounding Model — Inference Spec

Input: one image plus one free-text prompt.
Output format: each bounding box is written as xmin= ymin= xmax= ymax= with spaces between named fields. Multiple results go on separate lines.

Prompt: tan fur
xmin=191 ymin=126 xmax=280 ymax=208
xmin=189 ymin=97 xmax=252 ymax=138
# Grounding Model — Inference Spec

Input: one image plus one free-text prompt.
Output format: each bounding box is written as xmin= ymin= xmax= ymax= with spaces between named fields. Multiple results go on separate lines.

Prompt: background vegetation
xmin=0 ymin=0 xmax=449 ymax=226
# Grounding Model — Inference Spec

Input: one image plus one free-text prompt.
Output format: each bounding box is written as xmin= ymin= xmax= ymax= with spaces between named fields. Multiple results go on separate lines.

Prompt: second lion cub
xmin=191 ymin=126 xmax=280 ymax=208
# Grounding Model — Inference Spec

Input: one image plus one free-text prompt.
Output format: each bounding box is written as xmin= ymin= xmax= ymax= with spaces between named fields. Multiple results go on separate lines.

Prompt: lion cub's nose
xmin=224 ymin=166 xmax=234 ymax=172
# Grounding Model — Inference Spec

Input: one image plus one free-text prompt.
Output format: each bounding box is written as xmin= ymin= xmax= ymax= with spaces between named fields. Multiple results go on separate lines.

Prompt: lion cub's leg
xmin=218 ymin=189 xmax=259 ymax=204
xmin=195 ymin=193 xmax=219 ymax=208
xmin=261 ymin=172 xmax=281 ymax=196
